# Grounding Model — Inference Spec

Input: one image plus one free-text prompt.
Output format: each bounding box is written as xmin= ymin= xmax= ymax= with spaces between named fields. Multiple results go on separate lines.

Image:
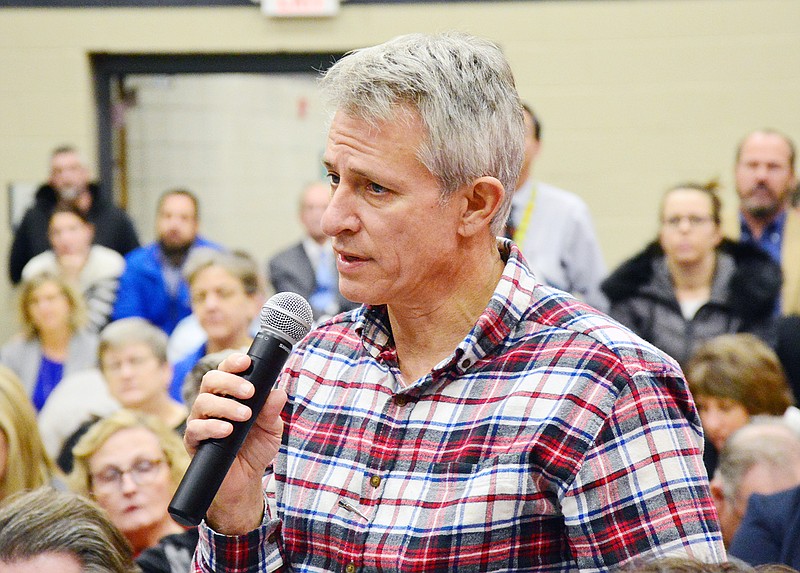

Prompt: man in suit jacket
xmin=710 ymin=419 xmax=800 ymax=548
xmin=268 ymin=181 xmax=358 ymax=321
xmin=729 ymin=483 xmax=800 ymax=568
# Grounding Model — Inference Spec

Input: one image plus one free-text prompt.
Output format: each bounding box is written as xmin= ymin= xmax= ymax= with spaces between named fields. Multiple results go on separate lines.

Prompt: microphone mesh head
xmin=259 ymin=292 xmax=314 ymax=344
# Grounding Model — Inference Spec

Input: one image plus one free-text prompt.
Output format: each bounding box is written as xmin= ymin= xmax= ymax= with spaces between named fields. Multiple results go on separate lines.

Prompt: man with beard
xmin=8 ymin=145 xmax=140 ymax=284
xmin=112 ymin=188 xmax=222 ymax=334
xmin=728 ymin=130 xmax=799 ymax=314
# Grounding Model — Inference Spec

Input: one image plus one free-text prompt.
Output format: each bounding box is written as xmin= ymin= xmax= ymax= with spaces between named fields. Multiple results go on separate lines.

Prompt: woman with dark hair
xmin=601 ymin=181 xmax=781 ymax=366
xmin=22 ymin=202 xmax=125 ymax=333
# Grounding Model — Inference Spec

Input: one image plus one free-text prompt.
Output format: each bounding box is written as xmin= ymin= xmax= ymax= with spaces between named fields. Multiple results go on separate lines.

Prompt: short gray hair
xmin=715 ymin=418 xmax=800 ymax=504
xmin=0 ymin=487 xmax=139 ymax=573
xmin=320 ymin=31 xmax=525 ymax=236
xmin=184 ymin=248 xmax=262 ymax=297
xmin=99 ymin=317 xmax=169 ymax=366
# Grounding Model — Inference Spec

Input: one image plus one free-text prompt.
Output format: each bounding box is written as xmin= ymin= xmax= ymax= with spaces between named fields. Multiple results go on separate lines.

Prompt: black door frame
xmin=91 ymin=52 xmax=342 ymax=203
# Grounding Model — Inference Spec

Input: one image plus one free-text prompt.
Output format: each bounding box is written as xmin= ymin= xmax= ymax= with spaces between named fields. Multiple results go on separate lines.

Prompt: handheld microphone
xmin=168 ymin=292 xmax=313 ymax=527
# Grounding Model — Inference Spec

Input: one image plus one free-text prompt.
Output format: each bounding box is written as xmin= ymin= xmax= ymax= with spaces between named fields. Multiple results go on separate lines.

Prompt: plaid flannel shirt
xmin=193 ymin=241 xmax=724 ymax=572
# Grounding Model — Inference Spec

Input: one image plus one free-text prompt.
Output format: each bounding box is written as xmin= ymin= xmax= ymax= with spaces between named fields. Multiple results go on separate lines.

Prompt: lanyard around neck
xmin=513 ymin=182 xmax=538 ymax=243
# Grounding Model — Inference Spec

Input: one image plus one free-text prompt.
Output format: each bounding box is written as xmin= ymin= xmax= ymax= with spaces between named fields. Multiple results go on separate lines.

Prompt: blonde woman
xmin=69 ymin=409 xmax=196 ymax=571
xmin=0 ymin=365 xmax=62 ymax=502
xmin=0 ymin=272 xmax=98 ymax=410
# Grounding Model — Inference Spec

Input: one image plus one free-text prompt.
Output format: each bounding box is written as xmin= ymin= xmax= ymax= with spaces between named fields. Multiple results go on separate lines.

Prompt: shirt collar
xmin=739 ymin=209 xmax=787 ymax=240
xmin=354 ymin=239 xmax=538 ymax=379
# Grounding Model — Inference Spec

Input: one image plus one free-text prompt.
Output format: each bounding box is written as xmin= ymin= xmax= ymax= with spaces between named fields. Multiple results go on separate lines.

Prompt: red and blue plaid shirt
xmin=193 ymin=241 xmax=724 ymax=572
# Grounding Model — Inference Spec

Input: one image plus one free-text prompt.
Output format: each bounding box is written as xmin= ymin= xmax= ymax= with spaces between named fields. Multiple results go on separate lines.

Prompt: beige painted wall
xmin=0 ymin=0 xmax=798 ymax=338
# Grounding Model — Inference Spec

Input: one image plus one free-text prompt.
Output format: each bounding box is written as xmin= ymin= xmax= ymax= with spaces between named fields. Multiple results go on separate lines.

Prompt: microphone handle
xmin=168 ymin=332 xmax=292 ymax=527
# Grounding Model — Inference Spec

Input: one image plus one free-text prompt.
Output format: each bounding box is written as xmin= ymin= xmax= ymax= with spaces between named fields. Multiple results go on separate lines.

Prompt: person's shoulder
xmin=601 ymin=242 xmax=661 ymax=302
xmin=71 ymin=328 xmax=100 ymax=349
xmin=85 ymin=245 xmax=126 ymax=275
xmin=32 ymin=184 xmax=58 ymax=209
xmin=1 ymin=333 xmax=34 ymax=353
xmin=536 ymin=180 xmax=590 ymax=209
xmin=123 ymin=242 xmax=160 ymax=264
xmin=269 ymin=242 xmax=305 ymax=263
xmin=526 ymin=286 xmax=681 ymax=378
xmin=751 ymin=483 xmax=800 ymax=515
xmin=294 ymin=306 xmax=364 ymax=351
xmin=136 ymin=527 xmax=199 ymax=573
xmin=193 ymin=236 xmax=224 ymax=251
xmin=21 ymin=251 xmax=58 ymax=280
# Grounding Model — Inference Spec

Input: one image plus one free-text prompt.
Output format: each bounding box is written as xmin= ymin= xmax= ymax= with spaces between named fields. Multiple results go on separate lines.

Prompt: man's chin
xmin=747 ymin=204 xmax=780 ymax=220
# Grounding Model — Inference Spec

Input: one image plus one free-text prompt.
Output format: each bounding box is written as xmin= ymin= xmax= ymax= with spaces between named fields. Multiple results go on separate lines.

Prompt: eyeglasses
xmin=102 ymin=354 xmax=157 ymax=374
xmin=662 ymin=215 xmax=715 ymax=229
xmin=90 ymin=458 xmax=166 ymax=492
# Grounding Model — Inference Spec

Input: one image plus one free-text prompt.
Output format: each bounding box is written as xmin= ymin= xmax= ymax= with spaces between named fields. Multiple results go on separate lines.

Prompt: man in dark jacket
xmin=8 ymin=145 xmax=140 ymax=284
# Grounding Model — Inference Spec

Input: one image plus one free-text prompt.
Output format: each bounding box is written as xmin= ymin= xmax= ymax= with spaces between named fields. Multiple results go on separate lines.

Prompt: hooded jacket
xmin=8 ymin=182 xmax=140 ymax=284
xmin=601 ymin=238 xmax=781 ymax=366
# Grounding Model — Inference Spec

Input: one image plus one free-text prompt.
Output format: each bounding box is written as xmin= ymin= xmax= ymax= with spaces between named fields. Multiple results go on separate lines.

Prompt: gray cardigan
xmin=0 ymin=329 xmax=99 ymax=397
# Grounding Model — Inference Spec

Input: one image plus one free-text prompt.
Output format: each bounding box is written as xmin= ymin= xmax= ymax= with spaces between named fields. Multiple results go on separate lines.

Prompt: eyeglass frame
xmin=661 ymin=215 xmax=716 ymax=229
xmin=90 ymin=457 xmax=167 ymax=493
xmin=101 ymin=352 xmax=161 ymax=374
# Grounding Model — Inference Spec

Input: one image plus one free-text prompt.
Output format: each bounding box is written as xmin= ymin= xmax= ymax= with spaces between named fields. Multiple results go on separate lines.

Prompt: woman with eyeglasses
xmin=68 ymin=409 xmax=196 ymax=573
xmin=601 ymin=181 xmax=781 ymax=366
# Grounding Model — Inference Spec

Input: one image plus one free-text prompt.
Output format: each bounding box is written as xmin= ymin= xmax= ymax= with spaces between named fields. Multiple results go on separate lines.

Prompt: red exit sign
xmin=262 ymin=0 xmax=340 ymax=17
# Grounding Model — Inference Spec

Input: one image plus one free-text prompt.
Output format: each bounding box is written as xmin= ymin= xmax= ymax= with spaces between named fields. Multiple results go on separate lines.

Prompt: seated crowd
xmin=1 ymin=123 xmax=798 ymax=569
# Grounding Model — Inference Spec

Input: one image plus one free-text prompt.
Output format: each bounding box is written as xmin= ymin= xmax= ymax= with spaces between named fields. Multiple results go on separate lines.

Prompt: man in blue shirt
xmin=732 ymin=129 xmax=799 ymax=314
xmin=113 ymin=188 xmax=221 ymax=334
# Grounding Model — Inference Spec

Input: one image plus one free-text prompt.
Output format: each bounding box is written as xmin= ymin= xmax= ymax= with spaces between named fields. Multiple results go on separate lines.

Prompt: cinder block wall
xmin=0 ymin=0 xmax=798 ymax=339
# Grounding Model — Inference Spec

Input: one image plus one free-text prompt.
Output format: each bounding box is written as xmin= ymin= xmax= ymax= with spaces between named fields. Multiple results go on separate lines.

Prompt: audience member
xmin=268 ymin=181 xmax=359 ymax=321
xmin=113 ymin=188 xmax=222 ymax=335
xmin=38 ymin=365 xmax=117 ymax=461
xmin=0 ymin=365 xmax=62 ymax=503
xmin=0 ymin=272 xmax=98 ymax=410
xmin=729 ymin=482 xmax=800 ymax=569
xmin=56 ymin=318 xmax=187 ymax=473
xmin=686 ymin=333 xmax=797 ymax=477
xmin=169 ymin=249 xmax=263 ymax=401
xmin=602 ymin=181 xmax=780 ymax=366
xmin=185 ymin=32 xmax=723 ymax=572
xmin=776 ymin=314 xmax=800 ymax=403
xmin=0 ymin=487 xmax=139 ymax=573
xmin=727 ymin=130 xmax=799 ymax=314
xmin=8 ymin=145 xmax=139 ymax=285
xmin=180 ymin=349 xmax=236 ymax=409
xmin=22 ymin=203 xmax=125 ymax=333
xmin=621 ymin=555 xmax=798 ymax=573
xmin=709 ymin=420 xmax=800 ymax=548
xmin=505 ymin=103 xmax=607 ymax=310
xmin=69 ymin=409 xmax=197 ymax=566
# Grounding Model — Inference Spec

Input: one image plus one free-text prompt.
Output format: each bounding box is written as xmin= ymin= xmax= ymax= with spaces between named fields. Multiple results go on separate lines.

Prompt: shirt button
xmin=370 ymin=475 xmax=381 ymax=488
xmin=345 ymin=563 xmax=356 ymax=573
xmin=395 ymin=395 xmax=407 ymax=407
xmin=461 ymin=359 xmax=471 ymax=368
xmin=266 ymin=534 xmax=276 ymax=544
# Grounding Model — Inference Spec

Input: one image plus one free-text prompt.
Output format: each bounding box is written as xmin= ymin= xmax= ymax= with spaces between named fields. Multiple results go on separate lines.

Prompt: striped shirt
xmin=193 ymin=240 xmax=724 ymax=572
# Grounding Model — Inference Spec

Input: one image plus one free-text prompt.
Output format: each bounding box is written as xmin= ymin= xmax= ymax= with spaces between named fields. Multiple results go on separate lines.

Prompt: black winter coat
xmin=600 ymin=239 xmax=781 ymax=366
xmin=8 ymin=183 xmax=140 ymax=284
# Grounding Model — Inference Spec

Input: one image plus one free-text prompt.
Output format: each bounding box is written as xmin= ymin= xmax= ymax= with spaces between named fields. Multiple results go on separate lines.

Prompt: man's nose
xmin=321 ymin=186 xmax=357 ymax=237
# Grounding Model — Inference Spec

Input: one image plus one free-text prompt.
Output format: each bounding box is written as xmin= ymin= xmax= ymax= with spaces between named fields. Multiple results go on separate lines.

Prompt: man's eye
xmin=327 ymin=173 xmax=340 ymax=186
xmin=368 ymin=183 xmax=387 ymax=194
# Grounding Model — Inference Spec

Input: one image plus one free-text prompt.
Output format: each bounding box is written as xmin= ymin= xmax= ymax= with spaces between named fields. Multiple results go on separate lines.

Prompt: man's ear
xmin=459 ymin=177 xmax=505 ymax=238
xmin=709 ymin=478 xmax=726 ymax=513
